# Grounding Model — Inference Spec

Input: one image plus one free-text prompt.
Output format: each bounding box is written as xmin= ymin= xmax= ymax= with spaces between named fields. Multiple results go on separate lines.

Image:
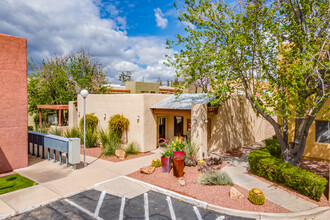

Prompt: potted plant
xmin=173 ymin=157 xmax=185 ymax=177
xmin=161 ymin=149 xmax=173 ymax=173
xmin=171 ymin=136 xmax=185 ymax=159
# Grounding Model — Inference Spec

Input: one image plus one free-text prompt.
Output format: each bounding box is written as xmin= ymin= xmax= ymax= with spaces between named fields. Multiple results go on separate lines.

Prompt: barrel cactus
xmin=248 ymin=188 xmax=265 ymax=205
xmin=151 ymin=159 xmax=161 ymax=168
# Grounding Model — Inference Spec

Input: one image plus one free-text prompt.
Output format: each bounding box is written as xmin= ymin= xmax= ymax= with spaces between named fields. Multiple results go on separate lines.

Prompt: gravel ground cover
xmin=80 ymin=146 xmax=154 ymax=162
xmin=128 ymin=165 xmax=290 ymax=213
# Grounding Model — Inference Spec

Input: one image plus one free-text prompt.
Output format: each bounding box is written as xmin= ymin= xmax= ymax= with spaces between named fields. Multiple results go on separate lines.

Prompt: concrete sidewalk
xmin=0 ymin=150 xmax=329 ymax=220
xmin=221 ymin=155 xmax=319 ymax=212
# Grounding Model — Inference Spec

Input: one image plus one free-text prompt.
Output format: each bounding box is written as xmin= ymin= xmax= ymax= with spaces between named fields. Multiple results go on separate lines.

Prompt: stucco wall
xmin=208 ymin=97 xmax=275 ymax=153
xmin=0 ymin=34 xmax=28 ymax=173
xmin=77 ymin=94 xmax=169 ymax=152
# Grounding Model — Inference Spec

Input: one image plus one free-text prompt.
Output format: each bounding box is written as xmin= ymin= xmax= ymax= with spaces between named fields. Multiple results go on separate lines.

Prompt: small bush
xmin=125 ymin=142 xmax=140 ymax=155
xmin=265 ymin=139 xmax=281 ymax=158
xmin=151 ymin=159 xmax=161 ymax=167
xmin=248 ymin=148 xmax=328 ymax=201
xmin=82 ymin=128 xmax=98 ymax=148
xmin=65 ymin=127 xmax=81 ymax=138
xmin=184 ymin=140 xmax=199 ymax=158
xmin=49 ymin=127 xmax=62 ymax=136
xmin=198 ymin=170 xmax=233 ymax=186
xmin=36 ymin=125 xmax=48 ymax=133
xmin=28 ymin=126 xmax=34 ymax=131
xmin=80 ymin=113 xmax=98 ymax=131
xmin=102 ymin=131 xmax=120 ymax=156
xmin=108 ymin=114 xmax=129 ymax=138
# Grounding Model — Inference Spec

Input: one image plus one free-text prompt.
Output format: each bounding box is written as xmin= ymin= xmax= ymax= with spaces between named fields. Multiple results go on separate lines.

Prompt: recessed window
xmin=315 ymin=121 xmax=330 ymax=143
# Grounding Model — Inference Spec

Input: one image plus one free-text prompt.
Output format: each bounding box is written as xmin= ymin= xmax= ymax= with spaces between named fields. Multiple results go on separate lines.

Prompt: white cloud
xmin=154 ymin=8 xmax=168 ymax=29
xmin=0 ymin=0 xmax=176 ymax=84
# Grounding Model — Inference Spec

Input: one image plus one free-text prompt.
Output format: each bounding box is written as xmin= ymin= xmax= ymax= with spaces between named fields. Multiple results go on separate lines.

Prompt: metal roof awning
xmin=151 ymin=93 xmax=218 ymax=115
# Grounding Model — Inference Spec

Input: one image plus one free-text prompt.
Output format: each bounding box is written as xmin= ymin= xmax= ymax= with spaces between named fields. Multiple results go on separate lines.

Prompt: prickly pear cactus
xmin=248 ymin=188 xmax=265 ymax=205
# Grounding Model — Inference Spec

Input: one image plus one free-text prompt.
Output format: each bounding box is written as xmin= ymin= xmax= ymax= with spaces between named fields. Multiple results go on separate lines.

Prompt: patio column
xmin=39 ymin=108 xmax=42 ymax=128
xmin=191 ymin=104 xmax=208 ymax=159
xmin=68 ymin=101 xmax=78 ymax=128
xmin=58 ymin=109 xmax=61 ymax=126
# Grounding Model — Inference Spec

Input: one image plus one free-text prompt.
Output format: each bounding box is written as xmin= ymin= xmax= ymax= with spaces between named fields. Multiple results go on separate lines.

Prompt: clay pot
xmin=161 ymin=156 xmax=171 ymax=173
xmin=173 ymin=158 xmax=184 ymax=177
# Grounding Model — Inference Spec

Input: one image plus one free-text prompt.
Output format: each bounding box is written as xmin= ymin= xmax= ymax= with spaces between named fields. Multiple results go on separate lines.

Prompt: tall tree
xmin=167 ymin=0 xmax=330 ymax=165
xmin=28 ymin=50 xmax=108 ymax=114
xmin=118 ymin=71 xmax=133 ymax=83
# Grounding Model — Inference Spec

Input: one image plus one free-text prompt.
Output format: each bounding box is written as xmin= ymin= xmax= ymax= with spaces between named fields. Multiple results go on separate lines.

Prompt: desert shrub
xmin=108 ymin=114 xmax=129 ymax=139
xmin=81 ymin=128 xmax=98 ymax=148
xmin=80 ymin=113 xmax=98 ymax=131
xmin=49 ymin=127 xmax=62 ymax=136
xmin=125 ymin=142 xmax=140 ymax=155
xmin=248 ymin=148 xmax=328 ymax=201
xmin=28 ymin=126 xmax=34 ymax=131
xmin=265 ymin=138 xmax=281 ymax=158
xmin=151 ymin=159 xmax=161 ymax=167
xmin=101 ymin=131 xmax=120 ymax=156
xmin=199 ymin=170 xmax=233 ymax=186
xmin=184 ymin=140 xmax=199 ymax=158
xmin=65 ymin=127 xmax=81 ymax=138
xmin=36 ymin=125 xmax=48 ymax=133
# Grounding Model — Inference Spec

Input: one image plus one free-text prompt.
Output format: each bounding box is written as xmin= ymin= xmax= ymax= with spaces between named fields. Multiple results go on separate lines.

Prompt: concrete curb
xmin=1 ymin=175 xmax=329 ymax=220
xmin=123 ymin=176 xmax=330 ymax=220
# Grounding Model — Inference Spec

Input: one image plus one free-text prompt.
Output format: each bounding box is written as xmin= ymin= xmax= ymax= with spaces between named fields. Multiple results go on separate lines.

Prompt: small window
xmin=315 ymin=121 xmax=330 ymax=143
xmin=237 ymin=89 xmax=244 ymax=95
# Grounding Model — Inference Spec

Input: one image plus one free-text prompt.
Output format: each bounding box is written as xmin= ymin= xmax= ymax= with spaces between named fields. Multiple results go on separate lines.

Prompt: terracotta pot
xmin=173 ymin=151 xmax=184 ymax=159
xmin=161 ymin=156 xmax=171 ymax=173
xmin=173 ymin=158 xmax=184 ymax=177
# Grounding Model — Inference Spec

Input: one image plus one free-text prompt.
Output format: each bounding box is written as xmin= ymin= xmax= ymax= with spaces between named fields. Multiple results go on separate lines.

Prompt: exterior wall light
xmin=136 ymin=115 xmax=140 ymax=120
xmin=103 ymin=114 xmax=106 ymax=120
xmin=193 ymin=119 xmax=197 ymax=123
xmin=77 ymin=112 xmax=80 ymax=117
xmin=204 ymin=119 xmax=208 ymax=123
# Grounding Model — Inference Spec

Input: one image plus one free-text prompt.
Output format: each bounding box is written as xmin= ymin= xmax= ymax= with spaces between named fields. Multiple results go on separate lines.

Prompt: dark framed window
xmin=315 ymin=120 xmax=330 ymax=143
xmin=174 ymin=116 xmax=183 ymax=136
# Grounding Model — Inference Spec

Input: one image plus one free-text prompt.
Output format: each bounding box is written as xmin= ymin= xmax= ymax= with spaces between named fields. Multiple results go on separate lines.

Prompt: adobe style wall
xmin=77 ymin=94 xmax=170 ymax=152
xmin=0 ymin=34 xmax=28 ymax=173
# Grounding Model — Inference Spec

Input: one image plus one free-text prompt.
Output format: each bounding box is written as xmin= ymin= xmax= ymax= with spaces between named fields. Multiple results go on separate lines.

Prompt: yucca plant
xmin=64 ymin=127 xmax=80 ymax=138
xmin=49 ymin=127 xmax=62 ymax=136
xmin=101 ymin=131 xmax=120 ymax=156
xmin=198 ymin=170 xmax=233 ymax=186
xmin=82 ymin=128 xmax=98 ymax=148
xmin=125 ymin=142 xmax=140 ymax=155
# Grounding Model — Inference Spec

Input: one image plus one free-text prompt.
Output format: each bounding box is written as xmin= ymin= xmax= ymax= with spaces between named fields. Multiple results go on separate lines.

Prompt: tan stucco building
xmin=76 ymin=93 xmax=275 ymax=156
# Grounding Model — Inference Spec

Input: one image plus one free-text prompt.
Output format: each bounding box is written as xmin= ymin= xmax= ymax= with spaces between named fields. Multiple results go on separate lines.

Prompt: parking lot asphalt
xmin=9 ymin=189 xmax=254 ymax=220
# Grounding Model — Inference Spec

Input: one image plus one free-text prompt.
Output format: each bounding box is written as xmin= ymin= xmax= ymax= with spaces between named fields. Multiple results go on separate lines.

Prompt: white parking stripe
xmin=166 ymin=196 xmax=176 ymax=220
xmin=64 ymin=199 xmax=104 ymax=220
xmin=94 ymin=191 xmax=106 ymax=217
xmin=193 ymin=206 xmax=203 ymax=220
xmin=119 ymin=197 xmax=126 ymax=220
xmin=144 ymin=193 xmax=149 ymax=220
xmin=216 ymin=216 xmax=225 ymax=220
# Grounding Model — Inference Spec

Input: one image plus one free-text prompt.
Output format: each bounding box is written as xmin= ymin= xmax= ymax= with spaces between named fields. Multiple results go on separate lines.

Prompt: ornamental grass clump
xmin=125 ymin=142 xmax=140 ymax=155
xmin=65 ymin=127 xmax=80 ymax=138
xmin=100 ymin=130 xmax=120 ymax=156
xmin=199 ymin=170 xmax=233 ymax=186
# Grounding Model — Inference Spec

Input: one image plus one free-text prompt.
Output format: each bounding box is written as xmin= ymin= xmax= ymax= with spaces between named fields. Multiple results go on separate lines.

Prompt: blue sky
xmin=0 ymin=0 xmax=237 ymax=85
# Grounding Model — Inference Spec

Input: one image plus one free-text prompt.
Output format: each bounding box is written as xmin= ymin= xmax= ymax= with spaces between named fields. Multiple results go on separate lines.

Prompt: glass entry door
xmin=158 ymin=118 xmax=166 ymax=139
xmin=174 ymin=116 xmax=183 ymax=136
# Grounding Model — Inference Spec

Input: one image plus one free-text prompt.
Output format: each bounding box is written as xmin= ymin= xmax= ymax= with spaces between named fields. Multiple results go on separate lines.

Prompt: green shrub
xmin=49 ymin=127 xmax=62 ymax=136
xmin=28 ymin=126 xmax=34 ymax=131
xmin=125 ymin=142 xmax=140 ymax=155
xmin=265 ymin=139 xmax=281 ymax=158
xmin=108 ymin=114 xmax=129 ymax=139
xmin=198 ymin=170 xmax=233 ymax=186
xmin=151 ymin=159 xmax=161 ymax=167
xmin=248 ymin=148 xmax=328 ymax=201
xmin=65 ymin=127 xmax=81 ymax=138
xmin=80 ymin=113 xmax=98 ymax=131
xmin=36 ymin=125 xmax=48 ymax=133
xmin=81 ymin=128 xmax=98 ymax=148
xmin=101 ymin=131 xmax=120 ymax=156
xmin=184 ymin=140 xmax=199 ymax=158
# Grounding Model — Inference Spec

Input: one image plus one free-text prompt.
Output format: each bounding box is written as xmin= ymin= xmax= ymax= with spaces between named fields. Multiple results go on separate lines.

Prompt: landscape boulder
xmin=229 ymin=187 xmax=244 ymax=199
xmin=115 ymin=149 xmax=127 ymax=160
xmin=140 ymin=166 xmax=155 ymax=175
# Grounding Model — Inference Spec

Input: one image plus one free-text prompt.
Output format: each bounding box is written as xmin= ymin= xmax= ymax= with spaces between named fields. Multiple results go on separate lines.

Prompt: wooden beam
xmin=58 ymin=109 xmax=61 ymax=126
xmin=37 ymin=105 xmax=69 ymax=110
xmin=152 ymin=109 xmax=191 ymax=116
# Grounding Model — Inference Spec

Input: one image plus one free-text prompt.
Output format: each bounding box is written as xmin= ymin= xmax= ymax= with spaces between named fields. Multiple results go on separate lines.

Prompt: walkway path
xmin=222 ymin=155 xmax=318 ymax=212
